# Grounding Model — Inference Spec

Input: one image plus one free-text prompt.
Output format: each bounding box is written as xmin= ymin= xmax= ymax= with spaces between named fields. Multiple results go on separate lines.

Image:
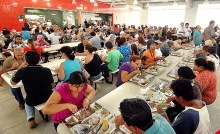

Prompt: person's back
xmin=118 ymin=45 xmax=130 ymax=62
xmin=89 ymin=36 xmax=101 ymax=49
xmin=107 ymin=49 xmax=123 ymax=71
xmin=63 ymin=59 xmax=81 ymax=81
xmin=48 ymin=33 xmax=60 ymax=45
xmin=84 ymin=54 xmax=102 ymax=77
xmin=22 ymin=30 xmax=30 ymax=41
xmin=172 ymin=104 xmax=210 ymax=134
xmin=14 ymin=66 xmax=53 ymax=105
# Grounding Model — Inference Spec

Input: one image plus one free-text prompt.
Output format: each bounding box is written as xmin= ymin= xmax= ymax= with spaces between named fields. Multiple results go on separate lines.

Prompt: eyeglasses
xmin=72 ymin=84 xmax=84 ymax=90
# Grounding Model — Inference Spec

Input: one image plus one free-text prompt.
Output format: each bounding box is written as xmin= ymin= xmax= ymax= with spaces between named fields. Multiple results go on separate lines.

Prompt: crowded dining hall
xmin=0 ymin=0 xmax=220 ymax=134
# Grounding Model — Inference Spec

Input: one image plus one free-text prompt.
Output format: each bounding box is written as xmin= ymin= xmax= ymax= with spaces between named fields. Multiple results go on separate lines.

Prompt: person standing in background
xmin=24 ymin=19 xmax=30 ymax=31
xmin=21 ymin=27 xmax=30 ymax=41
xmin=204 ymin=20 xmax=216 ymax=41
xmin=193 ymin=25 xmax=203 ymax=46
xmin=183 ymin=23 xmax=191 ymax=42
xmin=177 ymin=22 xmax=185 ymax=38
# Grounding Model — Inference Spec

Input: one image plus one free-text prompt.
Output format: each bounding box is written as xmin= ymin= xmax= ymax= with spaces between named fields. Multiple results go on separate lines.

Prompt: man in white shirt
xmin=177 ymin=22 xmax=185 ymax=37
xmin=155 ymin=40 xmax=163 ymax=58
xmin=42 ymin=27 xmax=49 ymax=38
xmin=48 ymin=29 xmax=60 ymax=45
xmin=183 ymin=23 xmax=191 ymax=42
xmin=47 ymin=20 xmax=52 ymax=27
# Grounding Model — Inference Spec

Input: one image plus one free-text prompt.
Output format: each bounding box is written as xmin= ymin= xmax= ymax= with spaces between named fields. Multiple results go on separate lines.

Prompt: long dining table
xmin=57 ymin=48 xmax=194 ymax=134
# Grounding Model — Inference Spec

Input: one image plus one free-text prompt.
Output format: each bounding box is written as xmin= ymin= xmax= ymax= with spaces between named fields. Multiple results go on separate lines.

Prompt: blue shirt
xmin=22 ymin=31 xmax=30 ymax=41
xmin=63 ymin=59 xmax=82 ymax=81
xmin=193 ymin=30 xmax=202 ymax=45
xmin=118 ymin=44 xmax=130 ymax=62
xmin=144 ymin=115 xmax=175 ymax=134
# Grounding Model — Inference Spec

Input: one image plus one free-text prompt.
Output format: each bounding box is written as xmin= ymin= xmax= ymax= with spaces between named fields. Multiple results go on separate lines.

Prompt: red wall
xmin=0 ymin=0 xmax=111 ymax=31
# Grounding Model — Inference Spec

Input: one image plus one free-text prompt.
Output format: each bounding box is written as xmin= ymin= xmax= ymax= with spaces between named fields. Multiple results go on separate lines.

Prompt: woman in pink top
xmin=43 ymin=71 xmax=96 ymax=131
xmin=34 ymin=35 xmax=50 ymax=46
xmin=194 ymin=58 xmax=217 ymax=105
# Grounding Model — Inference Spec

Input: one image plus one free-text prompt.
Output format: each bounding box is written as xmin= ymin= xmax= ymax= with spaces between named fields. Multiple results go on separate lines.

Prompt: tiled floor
xmin=0 ymin=67 xmax=220 ymax=134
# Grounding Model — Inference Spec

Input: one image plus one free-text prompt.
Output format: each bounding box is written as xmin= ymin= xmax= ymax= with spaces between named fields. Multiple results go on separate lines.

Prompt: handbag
xmin=76 ymin=58 xmax=90 ymax=79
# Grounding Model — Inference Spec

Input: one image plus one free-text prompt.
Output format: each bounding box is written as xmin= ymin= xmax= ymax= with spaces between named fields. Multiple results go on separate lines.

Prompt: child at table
xmin=141 ymin=56 xmax=156 ymax=69
xmin=0 ymin=52 xmax=12 ymax=86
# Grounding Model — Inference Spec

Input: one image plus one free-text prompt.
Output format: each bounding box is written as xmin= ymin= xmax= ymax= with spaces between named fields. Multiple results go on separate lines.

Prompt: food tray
xmin=147 ymin=100 xmax=173 ymax=112
xmin=70 ymin=124 xmax=91 ymax=134
xmin=145 ymin=66 xmax=166 ymax=76
xmin=167 ymin=69 xmax=178 ymax=79
xmin=184 ymin=46 xmax=193 ymax=50
xmin=170 ymin=52 xmax=184 ymax=57
xmin=182 ymin=57 xmax=196 ymax=63
xmin=187 ymin=53 xmax=195 ymax=58
xmin=176 ymin=62 xmax=187 ymax=67
xmin=130 ymin=73 xmax=154 ymax=86
xmin=157 ymin=60 xmax=172 ymax=67
xmin=50 ymin=66 xmax=58 ymax=71
xmin=6 ymin=70 xmax=17 ymax=77
xmin=149 ymin=78 xmax=173 ymax=97
xmin=90 ymin=102 xmax=102 ymax=111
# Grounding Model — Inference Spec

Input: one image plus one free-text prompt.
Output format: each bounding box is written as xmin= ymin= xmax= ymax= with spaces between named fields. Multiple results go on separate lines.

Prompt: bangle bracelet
xmin=160 ymin=112 xmax=167 ymax=115
xmin=86 ymin=96 xmax=90 ymax=101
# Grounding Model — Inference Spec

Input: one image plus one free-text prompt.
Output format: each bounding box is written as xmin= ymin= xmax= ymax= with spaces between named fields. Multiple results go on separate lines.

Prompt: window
xmin=148 ymin=5 xmax=186 ymax=28
xmin=196 ymin=4 xmax=220 ymax=29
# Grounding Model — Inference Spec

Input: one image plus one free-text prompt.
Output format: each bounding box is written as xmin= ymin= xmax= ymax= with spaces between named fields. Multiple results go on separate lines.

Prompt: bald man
xmin=0 ymin=48 xmax=25 ymax=110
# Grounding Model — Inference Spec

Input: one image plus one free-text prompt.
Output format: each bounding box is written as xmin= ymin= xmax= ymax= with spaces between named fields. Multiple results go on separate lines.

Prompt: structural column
xmin=77 ymin=10 xmax=82 ymax=26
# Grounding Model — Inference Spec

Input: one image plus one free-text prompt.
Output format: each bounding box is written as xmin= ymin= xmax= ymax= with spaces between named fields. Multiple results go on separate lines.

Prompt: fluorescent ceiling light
xmin=44 ymin=0 xmax=50 ymax=1
xmin=32 ymin=0 xmax=37 ymax=2
xmin=72 ymin=0 xmax=76 ymax=4
xmin=47 ymin=2 xmax=51 ymax=6
xmin=80 ymin=4 xmax=83 ymax=6
xmin=52 ymin=14 xmax=56 ymax=15
xmin=94 ymin=2 xmax=98 ymax=6
xmin=133 ymin=0 xmax=137 ymax=5
xmin=90 ymin=0 xmax=95 ymax=2
xmin=126 ymin=4 xmax=129 ymax=9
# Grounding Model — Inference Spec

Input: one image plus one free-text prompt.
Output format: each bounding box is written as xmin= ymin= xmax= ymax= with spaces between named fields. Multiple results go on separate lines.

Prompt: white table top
xmin=57 ymin=49 xmax=192 ymax=133
xmin=43 ymin=42 xmax=80 ymax=52
xmin=1 ymin=73 xmax=23 ymax=88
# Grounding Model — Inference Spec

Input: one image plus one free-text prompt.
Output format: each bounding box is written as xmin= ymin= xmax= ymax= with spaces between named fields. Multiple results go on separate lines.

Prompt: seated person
xmin=116 ymin=56 xmax=141 ymax=87
xmin=160 ymin=40 xmax=174 ymax=57
xmin=146 ymin=35 xmax=154 ymax=50
xmin=0 ymin=52 xmax=12 ymax=86
xmin=173 ymin=37 xmax=183 ymax=50
xmin=166 ymin=66 xmax=202 ymax=122
xmin=130 ymin=44 xmax=139 ymax=56
xmin=10 ymin=51 xmax=55 ymax=128
xmin=34 ymin=35 xmax=50 ymax=46
xmin=196 ymin=52 xmax=207 ymax=59
xmin=181 ymin=36 xmax=188 ymax=45
xmin=143 ymin=42 xmax=163 ymax=63
xmin=24 ymin=39 xmax=45 ymax=62
xmin=154 ymin=40 xmax=165 ymax=60
xmin=157 ymin=79 xmax=210 ymax=134
xmin=55 ymin=46 xmax=81 ymax=82
xmin=117 ymin=37 xmax=131 ymax=64
xmin=84 ymin=44 xmax=102 ymax=85
xmin=43 ymin=71 xmax=96 ymax=131
xmin=207 ymin=46 xmax=219 ymax=70
xmin=141 ymin=56 xmax=156 ymax=69
xmin=75 ymin=36 xmax=88 ymax=56
xmin=7 ymin=35 xmax=27 ymax=52
xmin=0 ymin=48 xmax=25 ymax=109
xmin=89 ymin=32 xmax=101 ymax=50
xmin=115 ymin=98 xmax=175 ymax=134
xmin=194 ymin=58 xmax=217 ymax=105
xmin=100 ymin=42 xmax=123 ymax=83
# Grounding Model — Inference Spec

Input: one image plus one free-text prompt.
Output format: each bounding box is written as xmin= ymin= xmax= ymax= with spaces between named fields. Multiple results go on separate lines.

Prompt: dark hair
xmin=119 ymin=98 xmax=153 ymax=131
xmin=147 ymin=35 xmax=152 ymax=39
xmin=183 ymin=37 xmax=187 ymax=40
xmin=153 ymin=36 xmax=159 ymax=40
xmin=2 ymin=52 xmax=12 ymax=58
xmin=209 ymin=20 xmax=215 ymax=25
xmin=25 ymin=51 xmax=40 ymax=65
xmin=202 ymin=46 xmax=209 ymax=52
xmin=27 ymin=39 xmax=36 ymax=51
xmin=177 ymin=37 xmax=183 ymax=40
xmin=71 ymin=25 xmax=75 ymax=29
xmin=131 ymin=44 xmax=138 ymax=55
xmin=35 ymin=28 xmax=39 ymax=33
xmin=130 ymin=55 xmax=140 ymax=62
xmin=60 ymin=46 xmax=75 ymax=60
xmin=15 ymin=35 xmax=22 ymax=39
xmin=208 ymin=46 xmax=218 ymax=59
xmin=90 ymin=32 xmax=96 ymax=36
xmin=195 ymin=58 xmax=215 ymax=71
xmin=141 ymin=56 xmax=149 ymax=61
xmin=42 ymin=27 xmax=47 ymax=30
xmin=171 ymin=79 xmax=194 ymax=101
xmin=178 ymin=66 xmax=196 ymax=79
xmin=68 ymin=71 xmax=87 ymax=85
xmin=85 ymin=44 xmax=97 ymax=53
xmin=105 ymin=42 xmax=113 ymax=49
xmin=185 ymin=23 xmax=189 ymax=25
xmin=50 ymin=29 xmax=54 ymax=32
xmin=22 ymin=27 xmax=25 ymax=31
xmin=5 ymin=35 xmax=10 ymax=39
xmin=138 ymin=37 xmax=146 ymax=46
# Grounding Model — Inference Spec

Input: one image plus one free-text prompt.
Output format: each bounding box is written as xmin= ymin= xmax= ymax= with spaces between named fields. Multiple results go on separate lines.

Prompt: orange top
xmin=194 ymin=70 xmax=217 ymax=105
xmin=143 ymin=50 xmax=156 ymax=63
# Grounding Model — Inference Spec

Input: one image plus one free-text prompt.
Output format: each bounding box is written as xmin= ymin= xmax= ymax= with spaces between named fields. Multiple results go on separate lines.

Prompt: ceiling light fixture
xmin=146 ymin=3 xmax=150 ymax=7
xmin=32 ymin=0 xmax=37 ymax=2
xmin=133 ymin=0 xmax=137 ymax=5
xmin=203 ymin=0 xmax=209 ymax=4
xmin=94 ymin=2 xmax=98 ymax=6
xmin=126 ymin=4 xmax=129 ymax=9
xmin=52 ymin=14 xmax=56 ymax=15
xmin=44 ymin=0 xmax=50 ymax=1
xmin=72 ymin=0 xmax=76 ymax=4
xmin=47 ymin=2 xmax=51 ymax=7
xmin=90 ymin=0 xmax=95 ymax=2
xmin=80 ymin=4 xmax=83 ymax=6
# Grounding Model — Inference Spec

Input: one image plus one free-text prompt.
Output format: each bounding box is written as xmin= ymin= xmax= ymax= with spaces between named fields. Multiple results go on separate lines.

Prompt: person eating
xmin=43 ymin=71 xmax=96 ymax=131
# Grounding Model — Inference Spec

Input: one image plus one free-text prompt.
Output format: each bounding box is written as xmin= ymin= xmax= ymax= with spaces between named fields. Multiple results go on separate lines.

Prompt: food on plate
xmin=159 ymin=102 xmax=166 ymax=108
xmin=94 ymin=104 xmax=102 ymax=111
xmin=160 ymin=89 xmax=166 ymax=93
xmin=101 ymin=109 xmax=109 ymax=116
xmin=147 ymin=90 xmax=153 ymax=100
xmin=66 ymin=116 xmax=79 ymax=124
xmin=102 ymin=119 xmax=109 ymax=131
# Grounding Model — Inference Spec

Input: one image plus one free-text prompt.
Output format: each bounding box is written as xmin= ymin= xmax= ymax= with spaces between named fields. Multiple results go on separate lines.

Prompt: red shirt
xmin=23 ymin=46 xmax=43 ymax=60
xmin=194 ymin=70 xmax=217 ymax=104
